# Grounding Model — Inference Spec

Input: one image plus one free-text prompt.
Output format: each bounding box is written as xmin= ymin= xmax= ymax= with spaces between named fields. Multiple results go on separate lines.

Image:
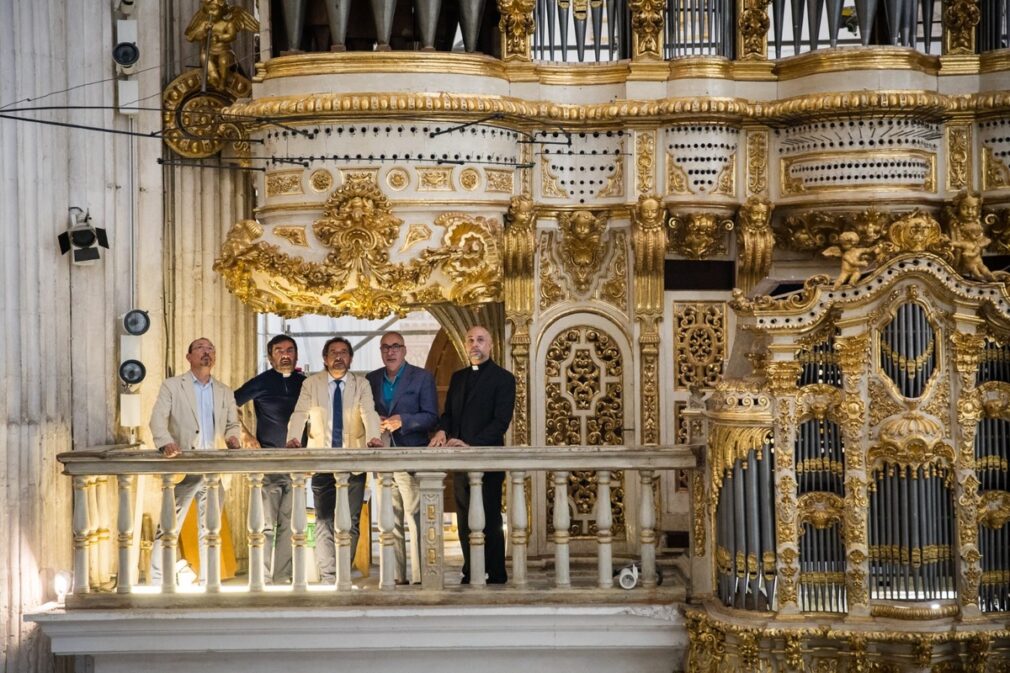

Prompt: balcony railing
xmin=58 ymin=444 xmax=696 ymax=603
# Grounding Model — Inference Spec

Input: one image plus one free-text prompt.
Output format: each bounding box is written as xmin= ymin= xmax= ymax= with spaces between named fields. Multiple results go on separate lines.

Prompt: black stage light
xmin=58 ymin=208 xmax=109 ymax=265
xmin=119 ymin=359 xmax=147 ymax=385
xmin=123 ymin=309 xmax=151 ymax=336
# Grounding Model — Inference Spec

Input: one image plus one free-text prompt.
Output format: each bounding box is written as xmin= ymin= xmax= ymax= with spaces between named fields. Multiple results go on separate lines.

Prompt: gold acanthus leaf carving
xmin=266 ymin=170 xmax=303 ymax=196
xmin=668 ymin=211 xmax=735 ymax=259
xmin=272 ymin=226 xmax=308 ymax=247
xmin=674 ymin=303 xmax=726 ymax=390
xmin=541 ymin=154 xmax=569 ymax=198
xmin=666 ymin=153 xmax=691 ymax=195
xmin=485 ymin=168 xmax=514 ymax=193
xmin=713 ymin=153 xmax=736 ymax=196
xmin=983 ymin=146 xmax=1010 ymax=191
xmin=636 ymin=131 xmax=656 ymax=195
xmin=599 ymin=231 xmax=628 ymax=310
xmin=498 ymin=0 xmax=535 ymax=60
xmin=798 ymin=492 xmax=845 ymax=529
xmin=558 ymin=209 xmax=608 ymax=295
xmin=738 ymin=0 xmax=770 ymax=59
xmin=400 ymin=223 xmax=432 ymax=253
xmin=708 ymin=425 xmax=773 ymax=508
xmin=736 ymin=197 xmax=774 ymax=292
xmin=633 ymin=194 xmax=667 ymax=316
xmin=596 ymin=155 xmax=625 ymax=198
xmin=503 ymin=195 xmax=536 ymax=318
xmin=978 ymin=490 xmax=1010 ymax=529
xmin=946 ymin=125 xmax=970 ymax=192
xmin=944 ymin=0 xmax=980 ymax=54
xmin=538 ymin=231 xmax=566 ymax=311
xmin=628 ymin=0 xmax=664 ymax=58
xmin=435 ymin=212 xmax=503 ymax=305
xmin=746 ymin=130 xmax=769 ymax=196
xmin=869 ymin=412 xmax=955 ymax=469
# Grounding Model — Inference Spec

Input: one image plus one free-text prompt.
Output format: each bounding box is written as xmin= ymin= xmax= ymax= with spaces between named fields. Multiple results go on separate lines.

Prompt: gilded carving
xmin=668 ymin=212 xmax=735 ymax=259
xmin=385 ymin=168 xmax=409 ymax=191
xmin=341 ymin=168 xmax=380 ymax=186
xmin=400 ymin=223 xmax=432 ymax=253
xmin=666 ymin=153 xmax=691 ymax=195
xmin=692 ymin=469 xmax=706 ymax=555
xmin=503 ymin=195 xmax=536 ymax=318
xmin=636 ymin=131 xmax=656 ymax=195
xmin=599 ymin=231 xmax=628 ymax=311
xmin=417 ymin=167 xmax=454 ymax=191
xmin=673 ymin=303 xmax=726 ymax=390
xmin=310 ymin=169 xmax=333 ymax=192
xmin=459 ymin=168 xmax=480 ymax=191
xmin=272 ymin=226 xmax=308 ymax=247
xmin=639 ymin=324 xmax=661 ymax=445
xmin=558 ymin=209 xmax=608 ymax=295
xmin=545 ymin=327 xmax=625 ymax=537
xmin=798 ymin=492 xmax=844 ymax=529
xmin=983 ymin=146 xmax=1010 ymax=191
xmin=978 ymin=490 xmax=1010 ymax=529
xmin=541 ymin=155 xmax=569 ymax=198
xmin=780 ymin=151 xmax=936 ymax=196
xmin=746 ymin=130 xmax=769 ymax=197
xmin=628 ymin=0 xmax=664 ymax=58
xmin=736 ymin=197 xmax=774 ymax=292
xmin=265 ymin=170 xmax=303 ymax=196
xmin=738 ymin=0 xmax=770 ymax=59
xmin=596 ymin=156 xmax=625 ymax=199
xmin=946 ymin=192 xmax=1001 ymax=281
xmin=538 ymin=231 xmax=565 ymax=311
xmin=944 ymin=0 xmax=980 ymax=54
xmin=633 ymin=195 xmax=667 ymax=316
xmin=713 ymin=153 xmax=736 ymax=196
xmin=485 ymin=168 xmax=513 ymax=193
xmin=946 ymin=125 xmax=971 ymax=192
xmin=869 ymin=412 xmax=955 ymax=469
xmin=498 ymin=0 xmax=535 ymax=60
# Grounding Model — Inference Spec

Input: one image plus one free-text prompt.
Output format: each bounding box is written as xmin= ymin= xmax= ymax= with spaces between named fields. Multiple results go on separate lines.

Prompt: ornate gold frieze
xmin=674 ymin=303 xmax=726 ymax=390
xmin=944 ymin=0 xmax=980 ymax=54
xmin=983 ymin=146 xmax=1010 ymax=191
xmin=636 ymin=131 xmax=656 ymax=195
xmin=498 ymin=0 xmax=535 ymax=61
xmin=163 ymin=0 xmax=257 ymax=160
xmin=214 ymin=180 xmax=502 ymax=318
xmin=558 ymin=209 xmax=608 ymax=296
xmin=544 ymin=326 xmax=625 ymax=537
xmin=417 ymin=167 xmax=454 ymax=191
xmin=540 ymin=155 xmax=570 ymax=199
xmin=668 ymin=212 xmax=735 ymax=259
xmin=692 ymin=469 xmax=706 ymax=555
xmin=272 ymin=226 xmax=308 ymax=247
xmin=736 ymin=197 xmax=774 ymax=292
xmin=946 ymin=124 xmax=971 ymax=192
xmin=797 ymin=492 xmax=844 ymax=529
xmin=265 ymin=170 xmax=303 ymax=196
xmin=738 ymin=0 xmax=770 ymax=59
xmin=745 ymin=130 xmax=768 ymax=197
xmin=485 ymin=168 xmax=514 ymax=193
xmin=342 ymin=168 xmax=380 ymax=186
xmin=628 ymin=0 xmax=664 ymax=59
xmin=596 ymin=156 xmax=625 ymax=198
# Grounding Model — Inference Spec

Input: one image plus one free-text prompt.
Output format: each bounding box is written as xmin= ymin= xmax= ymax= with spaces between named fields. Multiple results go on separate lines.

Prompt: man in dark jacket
xmin=429 ymin=326 xmax=516 ymax=584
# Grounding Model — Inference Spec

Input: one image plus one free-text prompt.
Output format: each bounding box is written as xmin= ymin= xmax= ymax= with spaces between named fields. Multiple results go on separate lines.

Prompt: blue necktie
xmin=331 ymin=380 xmax=343 ymax=448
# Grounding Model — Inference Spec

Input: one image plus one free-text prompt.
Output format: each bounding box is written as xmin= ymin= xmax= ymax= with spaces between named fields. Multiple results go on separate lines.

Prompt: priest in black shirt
xmin=235 ymin=334 xmax=306 ymax=584
xmin=429 ymin=325 xmax=516 ymax=584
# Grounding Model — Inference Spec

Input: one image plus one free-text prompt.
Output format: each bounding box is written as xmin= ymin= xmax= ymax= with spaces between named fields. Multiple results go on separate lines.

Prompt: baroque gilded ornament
xmin=736 ymin=197 xmax=774 ymax=292
xmin=674 ymin=303 xmax=726 ymax=390
xmin=668 ymin=211 xmax=734 ymax=259
xmin=162 ymin=0 xmax=257 ymax=160
xmin=498 ymin=0 xmax=536 ymax=60
xmin=944 ymin=0 xmax=980 ymax=54
xmin=636 ymin=131 xmax=656 ymax=195
xmin=738 ymin=0 xmax=770 ymax=59
xmin=946 ymin=125 xmax=971 ymax=192
xmin=558 ymin=209 xmax=608 ymax=295
xmin=628 ymin=0 xmax=665 ymax=58
xmin=214 ymin=180 xmax=502 ymax=318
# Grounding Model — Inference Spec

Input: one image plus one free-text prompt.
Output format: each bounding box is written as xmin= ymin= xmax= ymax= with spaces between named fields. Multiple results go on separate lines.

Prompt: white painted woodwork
xmin=416 ymin=471 xmax=447 ymax=591
xmin=117 ymin=476 xmax=134 ymax=594
xmin=639 ymin=471 xmax=658 ymax=588
xmin=246 ymin=473 xmax=265 ymax=592
xmin=510 ymin=471 xmax=528 ymax=587
xmin=73 ymin=477 xmax=91 ymax=596
xmin=290 ymin=473 xmax=309 ymax=592
xmin=333 ymin=473 xmax=352 ymax=590
xmin=377 ymin=472 xmax=396 ymax=590
xmin=467 ymin=471 xmax=486 ymax=587
xmin=552 ymin=471 xmax=572 ymax=588
xmin=205 ymin=474 xmax=223 ymax=593
xmin=596 ymin=471 xmax=614 ymax=589
xmin=160 ymin=476 xmax=178 ymax=594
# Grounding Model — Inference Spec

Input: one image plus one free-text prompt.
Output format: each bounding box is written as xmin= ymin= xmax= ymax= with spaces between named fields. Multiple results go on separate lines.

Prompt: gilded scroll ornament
xmin=736 ymin=197 xmax=774 ymax=292
xmin=978 ymin=490 xmax=1010 ymax=529
xmin=417 ymin=167 xmax=454 ymax=191
xmin=633 ymin=195 xmax=667 ymax=316
xmin=558 ymin=209 xmax=608 ymax=295
xmin=541 ymin=155 xmax=570 ymax=198
xmin=538 ymin=232 xmax=566 ymax=310
xmin=983 ymin=146 xmax=1010 ymax=190
xmin=666 ymin=154 xmax=691 ymax=195
xmin=400 ymin=223 xmax=432 ymax=253
xmin=691 ymin=469 xmax=706 ymax=555
xmin=599 ymin=231 xmax=628 ymax=310
xmin=709 ymin=425 xmax=773 ymax=504
xmin=163 ymin=0 xmax=257 ymax=160
xmin=272 ymin=226 xmax=308 ymax=247
xmin=343 ymin=168 xmax=380 ymax=186
xmin=869 ymin=412 xmax=955 ymax=469
xmin=504 ymin=195 xmax=536 ymax=318
xmin=498 ymin=0 xmax=535 ymax=60
xmin=674 ymin=303 xmax=726 ymax=390
xmin=713 ymin=153 xmax=736 ymax=196
xmin=628 ymin=0 xmax=664 ymax=58
xmin=668 ymin=212 xmax=734 ymax=259
xmin=640 ymin=325 xmax=661 ymax=445
xmin=596 ymin=156 xmax=625 ymax=198
xmin=486 ymin=168 xmax=514 ymax=193
xmin=266 ymin=170 xmax=303 ymax=196
xmin=636 ymin=131 xmax=656 ymax=195
xmin=798 ymin=492 xmax=844 ymax=529
xmin=944 ymin=0 xmax=980 ymax=54
xmin=946 ymin=125 xmax=971 ymax=192
xmin=746 ymin=130 xmax=769 ymax=196
xmin=738 ymin=0 xmax=770 ymax=59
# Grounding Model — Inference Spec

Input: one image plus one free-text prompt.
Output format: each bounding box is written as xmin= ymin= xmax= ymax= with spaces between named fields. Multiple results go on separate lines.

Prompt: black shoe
xmin=487 ymin=576 xmax=508 ymax=585
xmin=394 ymin=579 xmax=409 ymax=586
xmin=460 ymin=576 xmax=470 ymax=585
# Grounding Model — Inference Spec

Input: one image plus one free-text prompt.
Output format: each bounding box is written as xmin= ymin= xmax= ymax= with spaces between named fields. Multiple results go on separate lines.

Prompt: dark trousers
xmin=453 ymin=470 xmax=507 ymax=584
xmin=312 ymin=472 xmax=366 ymax=583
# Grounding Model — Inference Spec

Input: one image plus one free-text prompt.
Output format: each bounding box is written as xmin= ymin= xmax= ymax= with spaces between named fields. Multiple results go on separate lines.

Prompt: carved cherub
xmin=634 ymin=194 xmax=666 ymax=231
xmin=185 ymin=0 xmax=259 ymax=90
xmin=823 ymin=231 xmax=876 ymax=290
xmin=559 ymin=209 xmax=607 ymax=293
xmin=951 ymin=221 xmax=997 ymax=281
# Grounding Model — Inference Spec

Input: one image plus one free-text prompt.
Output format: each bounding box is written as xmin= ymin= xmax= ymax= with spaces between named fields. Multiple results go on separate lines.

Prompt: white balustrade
xmin=58 ymin=445 xmax=695 ymax=601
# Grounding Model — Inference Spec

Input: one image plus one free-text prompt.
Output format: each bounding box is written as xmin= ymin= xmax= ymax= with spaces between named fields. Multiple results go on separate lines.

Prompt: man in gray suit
xmin=366 ymin=331 xmax=439 ymax=585
xmin=149 ymin=337 xmax=241 ymax=583
xmin=287 ymin=336 xmax=382 ymax=584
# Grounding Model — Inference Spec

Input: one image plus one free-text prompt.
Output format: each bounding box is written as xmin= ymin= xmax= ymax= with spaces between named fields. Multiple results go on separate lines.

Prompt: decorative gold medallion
xmin=459 ymin=168 xmax=481 ymax=191
xmin=310 ymin=169 xmax=333 ymax=192
xmin=386 ymin=168 xmax=410 ymax=191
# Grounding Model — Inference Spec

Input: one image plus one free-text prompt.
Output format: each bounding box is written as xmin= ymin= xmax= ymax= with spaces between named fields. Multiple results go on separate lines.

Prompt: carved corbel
xmin=736 ymin=197 xmax=774 ymax=292
xmin=943 ymin=0 xmax=980 ymax=54
xmin=667 ymin=210 xmax=734 ymax=259
xmin=628 ymin=0 xmax=665 ymax=59
xmin=498 ymin=0 xmax=535 ymax=60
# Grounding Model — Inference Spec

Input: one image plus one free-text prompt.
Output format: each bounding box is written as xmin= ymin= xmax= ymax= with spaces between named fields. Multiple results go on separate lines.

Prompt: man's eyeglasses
xmin=380 ymin=344 xmax=405 ymax=352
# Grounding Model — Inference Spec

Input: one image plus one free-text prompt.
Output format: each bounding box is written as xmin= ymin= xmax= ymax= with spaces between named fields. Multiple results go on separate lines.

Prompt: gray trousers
xmin=312 ymin=472 xmax=366 ymax=584
xmin=150 ymin=474 xmax=210 ymax=582
xmin=390 ymin=472 xmax=422 ymax=584
xmin=262 ymin=474 xmax=293 ymax=583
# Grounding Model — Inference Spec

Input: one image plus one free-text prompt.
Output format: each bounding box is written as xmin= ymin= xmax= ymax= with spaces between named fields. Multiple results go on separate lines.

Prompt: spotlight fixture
xmin=58 ymin=208 xmax=108 ymax=265
xmin=113 ymin=20 xmax=140 ymax=75
xmin=123 ymin=309 xmax=151 ymax=336
xmin=119 ymin=309 xmax=149 ymax=428
xmin=119 ymin=359 xmax=146 ymax=386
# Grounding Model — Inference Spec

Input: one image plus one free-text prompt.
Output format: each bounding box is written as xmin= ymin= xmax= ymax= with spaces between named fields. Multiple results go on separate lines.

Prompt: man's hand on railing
xmin=428 ymin=430 xmax=447 ymax=447
xmin=286 ymin=438 xmax=301 ymax=448
xmin=160 ymin=443 xmax=182 ymax=458
xmin=240 ymin=427 xmax=261 ymax=448
xmin=445 ymin=438 xmax=469 ymax=448
xmin=226 ymin=436 xmax=241 ymax=450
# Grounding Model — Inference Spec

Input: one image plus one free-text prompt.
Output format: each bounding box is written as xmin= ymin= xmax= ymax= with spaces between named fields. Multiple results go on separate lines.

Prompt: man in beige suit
xmin=149 ymin=337 xmax=241 ymax=583
xmin=287 ymin=336 xmax=381 ymax=584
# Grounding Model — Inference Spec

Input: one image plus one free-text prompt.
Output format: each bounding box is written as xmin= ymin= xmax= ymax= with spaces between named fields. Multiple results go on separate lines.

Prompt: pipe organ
xmin=689 ymin=216 xmax=1010 ymax=669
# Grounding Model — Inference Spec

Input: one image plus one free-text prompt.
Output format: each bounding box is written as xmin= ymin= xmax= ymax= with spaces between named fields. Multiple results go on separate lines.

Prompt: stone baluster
xmin=247 ymin=472 xmax=265 ymax=592
xmin=116 ymin=475 xmax=133 ymax=593
xmin=553 ymin=471 xmax=571 ymax=588
xmin=640 ymin=470 xmax=658 ymax=587
xmin=72 ymin=476 xmax=91 ymax=595
xmin=510 ymin=471 xmax=528 ymax=588
xmin=334 ymin=472 xmax=353 ymax=590
xmin=378 ymin=472 xmax=396 ymax=589
xmin=95 ymin=476 xmax=112 ymax=585
xmin=160 ymin=474 xmax=178 ymax=593
xmin=86 ymin=477 xmax=101 ymax=588
xmin=290 ymin=473 xmax=310 ymax=592
xmin=596 ymin=470 xmax=614 ymax=588
xmin=417 ymin=472 xmax=446 ymax=590
xmin=468 ymin=471 xmax=486 ymax=587
xmin=205 ymin=474 xmax=223 ymax=592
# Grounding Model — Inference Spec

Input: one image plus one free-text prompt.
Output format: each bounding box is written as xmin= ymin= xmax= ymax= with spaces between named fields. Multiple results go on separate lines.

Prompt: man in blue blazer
xmin=366 ymin=331 xmax=439 ymax=584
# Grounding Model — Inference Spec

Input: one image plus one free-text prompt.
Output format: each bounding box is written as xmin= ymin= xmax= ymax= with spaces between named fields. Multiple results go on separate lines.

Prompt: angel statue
xmin=823 ymin=231 xmax=876 ymax=290
xmin=185 ymin=0 xmax=259 ymax=91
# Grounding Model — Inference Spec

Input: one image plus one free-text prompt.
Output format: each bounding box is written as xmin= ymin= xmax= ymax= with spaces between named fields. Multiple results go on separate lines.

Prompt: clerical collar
xmin=470 ymin=359 xmax=491 ymax=371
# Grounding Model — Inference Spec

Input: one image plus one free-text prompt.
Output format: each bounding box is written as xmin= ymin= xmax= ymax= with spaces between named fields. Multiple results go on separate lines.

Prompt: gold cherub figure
xmin=823 ymin=231 xmax=876 ymax=290
xmin=185 ymin=0 xmax=259 ymax=91
xmin=951 ymin=221 xmax=997 ymax=281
